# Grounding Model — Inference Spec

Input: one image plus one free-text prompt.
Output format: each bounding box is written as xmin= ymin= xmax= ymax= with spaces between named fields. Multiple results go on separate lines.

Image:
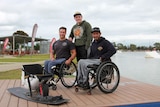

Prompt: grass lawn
xmin=0 ymin=69 xmax=21 ymax=79
xmin=0 ymin=54 xmax=77 ymax=79
xmin=0 ymin=54 xmax=48 ymax=79
xmin=0 ymin=54 xmax=50 ymax=62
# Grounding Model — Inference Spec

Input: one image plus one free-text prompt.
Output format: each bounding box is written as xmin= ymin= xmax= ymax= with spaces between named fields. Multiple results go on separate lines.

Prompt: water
xmin=111 ymin=51 xmax=160 ymax=86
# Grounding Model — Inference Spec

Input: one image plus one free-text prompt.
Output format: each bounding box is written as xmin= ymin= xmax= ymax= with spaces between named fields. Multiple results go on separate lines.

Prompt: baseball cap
xmin=73 ymin=12 xmax=82 ymax=17
xmin=91 ymin=27 xmax=101 ymax=33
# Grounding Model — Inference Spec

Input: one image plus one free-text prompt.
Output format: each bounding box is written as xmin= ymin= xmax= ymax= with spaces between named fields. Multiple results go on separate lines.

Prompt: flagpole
xmin=30 ymin=24 xmax=38 ymax=60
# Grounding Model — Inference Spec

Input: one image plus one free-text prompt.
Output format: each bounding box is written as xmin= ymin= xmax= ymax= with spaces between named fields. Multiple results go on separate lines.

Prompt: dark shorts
xmin=76 ymin=45 xmax=87 ymax=61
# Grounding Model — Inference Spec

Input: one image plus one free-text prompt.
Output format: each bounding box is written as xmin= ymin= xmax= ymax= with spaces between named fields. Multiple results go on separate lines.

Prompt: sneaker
xmin=48 ymin=80 xmax=56 ymax=87
xmin=83 ymin=82 xmax=90 ymax=90
xmin=78 ymin=83 xmax=84 ymax=88
xmin=76 ymin=82 xmax=83 ymax=88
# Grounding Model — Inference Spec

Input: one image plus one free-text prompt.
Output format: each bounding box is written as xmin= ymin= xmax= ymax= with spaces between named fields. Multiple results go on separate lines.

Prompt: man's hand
xmin=65 ymin=59 xmax=72 ymax=65
xmin=100 ymin=57 xmax=102 ymax=62
xmin=68 ymin=37 xmax=73 ymax=41
xmin=51 ymin=57 xmax=55 ymax=61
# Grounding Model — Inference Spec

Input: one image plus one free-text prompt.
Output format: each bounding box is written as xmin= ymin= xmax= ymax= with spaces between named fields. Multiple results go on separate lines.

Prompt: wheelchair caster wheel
xmin=75 ymin=87 xmax=79 ymax=92
xmin=87 ymin=90 xmax=91 ymax=95
xmin=52 ymin=85 xmax=57 ymax=90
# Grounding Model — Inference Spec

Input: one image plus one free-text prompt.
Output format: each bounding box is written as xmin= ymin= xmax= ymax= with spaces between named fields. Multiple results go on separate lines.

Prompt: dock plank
xmin=8 ymin=80 xmax=20 ymax=107
xmin=0 ymin=80 xmax=13 ymax=107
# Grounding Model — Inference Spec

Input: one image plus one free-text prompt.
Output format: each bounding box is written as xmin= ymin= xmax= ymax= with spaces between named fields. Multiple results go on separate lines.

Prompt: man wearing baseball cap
xmin=76 ymin=27 xmax=116 ymax=89
xmin=69 ymin=11 xmax=92 ymax=61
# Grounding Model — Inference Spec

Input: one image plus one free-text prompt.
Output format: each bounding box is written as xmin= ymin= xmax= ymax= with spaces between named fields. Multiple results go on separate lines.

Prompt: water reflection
xmin=112 ymin=51 xmax=160 ymax=86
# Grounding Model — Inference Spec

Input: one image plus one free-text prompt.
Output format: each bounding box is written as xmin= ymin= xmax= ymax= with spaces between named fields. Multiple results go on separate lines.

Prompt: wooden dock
xmin=1 ymin=77 xmax=160 ymax=107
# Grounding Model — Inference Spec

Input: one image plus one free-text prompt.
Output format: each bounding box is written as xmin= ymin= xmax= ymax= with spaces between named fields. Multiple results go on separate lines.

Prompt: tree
xmin=130 ymin=44 xmax=136 ymax=51
xmin=117 ymin=43 xmax=124 ymax=50
xmin=153 ymin=42 xmax=160 ymax=50
xmin=34 ymin=43 xmax=40 ymax=51
xmin=112 ymin=42 xmax=116 ymax=47
xmin=13 ymin=30 xmax=29 ymax=36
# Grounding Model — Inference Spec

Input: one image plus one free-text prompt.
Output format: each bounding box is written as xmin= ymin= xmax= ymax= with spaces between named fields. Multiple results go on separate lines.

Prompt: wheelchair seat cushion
xmin=87 ymin=64 xmax=99 ymax=70
xmin=37 ymin=74 xmax=53 ymax=81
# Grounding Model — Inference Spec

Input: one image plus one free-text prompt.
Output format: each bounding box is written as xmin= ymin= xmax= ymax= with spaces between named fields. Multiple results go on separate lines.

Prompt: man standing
xmin=69 ymin=12 xmax=92 ymax=61
xmin=44 ymin=27 xmax=76 ymax=74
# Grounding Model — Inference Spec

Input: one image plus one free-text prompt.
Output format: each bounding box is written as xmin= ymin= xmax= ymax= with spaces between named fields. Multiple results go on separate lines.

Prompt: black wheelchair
xmin=49 ymin=61 xmax=78 ymax=90
xmin=75 ymin=61 xmax=120 ymax=94
xmin=15 ymin=63 xmax=71 ymax=105
xmin=21 ymin=61 xmax=78 ymax=96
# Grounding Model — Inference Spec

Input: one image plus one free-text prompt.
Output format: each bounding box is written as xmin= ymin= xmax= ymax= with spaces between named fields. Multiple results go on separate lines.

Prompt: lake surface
xmin=111 ymin=51 xmax=160 ymax=86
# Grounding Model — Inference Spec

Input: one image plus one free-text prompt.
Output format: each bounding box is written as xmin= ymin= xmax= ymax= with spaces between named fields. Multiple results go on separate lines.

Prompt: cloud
xmin=0 ymin=0 xmax=160 ymax=46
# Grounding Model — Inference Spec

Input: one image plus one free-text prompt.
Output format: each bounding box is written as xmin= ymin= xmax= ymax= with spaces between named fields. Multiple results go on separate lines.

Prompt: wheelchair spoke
xmin=60 ymin=62 xmax=78 ymax=88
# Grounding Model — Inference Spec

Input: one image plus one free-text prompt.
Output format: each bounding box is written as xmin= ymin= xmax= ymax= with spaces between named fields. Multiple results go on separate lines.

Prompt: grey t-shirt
xmin=53 ymin=39 xmax=75 ymax=59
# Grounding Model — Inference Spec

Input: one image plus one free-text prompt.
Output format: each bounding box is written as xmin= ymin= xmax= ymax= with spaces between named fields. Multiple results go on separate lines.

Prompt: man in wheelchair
xmin=76 ymin=27 xmax=116 ymax=89
xmin=44 ymin=26 xmax=76 ymax=76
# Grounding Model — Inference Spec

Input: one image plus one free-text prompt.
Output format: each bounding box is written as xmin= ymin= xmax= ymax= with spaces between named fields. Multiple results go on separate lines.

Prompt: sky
xmin=0 ymin=0 xmax=160 ymax=46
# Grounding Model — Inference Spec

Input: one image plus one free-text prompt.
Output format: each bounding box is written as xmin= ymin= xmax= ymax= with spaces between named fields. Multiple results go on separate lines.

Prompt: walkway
xmin=0 ymin=61 xmax=44 ymax=72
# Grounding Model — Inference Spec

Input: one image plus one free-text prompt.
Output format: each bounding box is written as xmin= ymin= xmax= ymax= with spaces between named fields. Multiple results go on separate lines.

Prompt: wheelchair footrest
xmin=37 ymin=75 xmax=52 ymax=81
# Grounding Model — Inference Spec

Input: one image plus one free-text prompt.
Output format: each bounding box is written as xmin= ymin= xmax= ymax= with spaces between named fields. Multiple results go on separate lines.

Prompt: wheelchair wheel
xmin=96 ymin=61 xmax=120 ymax=93
xmin=60 ymin=61 xmax=78 ymax=88
xmin=88 ymin=70 xmax=97 ymax=89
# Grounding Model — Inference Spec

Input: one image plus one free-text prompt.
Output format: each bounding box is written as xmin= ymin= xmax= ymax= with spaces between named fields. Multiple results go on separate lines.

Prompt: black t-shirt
xmin=52 ymin=39 xmax=75 ymax=59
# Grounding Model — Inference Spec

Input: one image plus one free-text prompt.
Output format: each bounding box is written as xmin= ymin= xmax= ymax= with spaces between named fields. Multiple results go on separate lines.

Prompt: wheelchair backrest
xmin=22 ymin=64 xmax=43 ymax=76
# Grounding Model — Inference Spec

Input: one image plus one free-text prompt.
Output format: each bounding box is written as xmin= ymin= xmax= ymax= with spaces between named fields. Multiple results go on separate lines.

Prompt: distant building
xmin=40 ymin=41 xmax=50 ymax=54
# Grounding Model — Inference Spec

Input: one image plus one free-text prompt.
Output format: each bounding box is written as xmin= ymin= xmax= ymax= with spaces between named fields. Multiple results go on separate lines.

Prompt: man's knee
xmin=79 ymin=59 xmax=86 ymax=63
xmin=44 ymin=60 xmax=49 ymax=66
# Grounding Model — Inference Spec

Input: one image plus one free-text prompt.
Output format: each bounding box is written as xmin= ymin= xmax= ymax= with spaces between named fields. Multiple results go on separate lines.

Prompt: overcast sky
xmin=0 ymin=0 xmax=160 ymax=46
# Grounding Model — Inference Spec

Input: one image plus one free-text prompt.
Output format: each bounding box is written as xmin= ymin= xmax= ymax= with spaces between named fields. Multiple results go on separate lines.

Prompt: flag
xmin=31 ymin=24 xmax=38 ymax=54
xmin=3 ymin=38 xmax=9 ymax=53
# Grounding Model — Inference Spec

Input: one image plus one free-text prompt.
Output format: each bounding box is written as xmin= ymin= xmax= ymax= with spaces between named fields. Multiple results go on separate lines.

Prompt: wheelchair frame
xmin=22 ymin=61 xmax=78 ymax=95
xmin=13 ymin=64 xmax=70 ymax=105
xmin=22 ymin=64 xmax=52 ymax=97
xmin=50 ymin=61 xmax=78 ymax=90
xmin=75 ymin=61 xmax=120 ymax=94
